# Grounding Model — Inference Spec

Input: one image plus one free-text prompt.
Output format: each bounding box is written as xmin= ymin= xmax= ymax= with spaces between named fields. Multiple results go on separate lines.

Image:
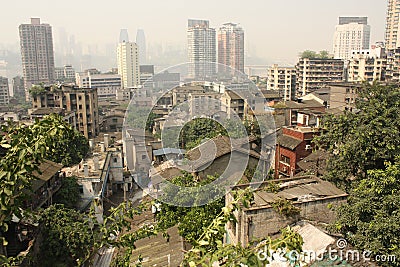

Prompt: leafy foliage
xmin=183 ymin=188 xmax=304 ymax=266
xmin=54 ymin=176 xmax=81 ymax=209
xmin=333 ymin=159 xmax=400 ymax=267
xmin=271 ymin=198 xmax=301 ymax=217
xmin=315 ymin=83 xmax=400 ymax=188
xmin=179 ymin=118 xmax=227 ymax=149
xmin=46 ymin=129 xmax=89 ymax=167
xmin=0 ymin=115 xmax=87 ymax=238
xmin=315 ymin=83 xmax=400 ymax=266
xmin=299 ymin=50 xmax=331 ymax=59
xmin=29 ymin=84 xmax=46 ymax=97
xmin=0 ymin=114 xmax=89 ymax=263
xmin=156 ymin=173 xmax=225 ymax=245
xmin=35 ymin=205 xmax=98 ymax=267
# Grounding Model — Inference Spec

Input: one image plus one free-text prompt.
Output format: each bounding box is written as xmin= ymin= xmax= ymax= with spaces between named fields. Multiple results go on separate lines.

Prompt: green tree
xmin=54 ymin=176 xmax=81 ymax=209
xmin=318 ymin=50 xmax=330 ymax=59
xmin=179 ymin=118 xmax=227 ymax=149
xmin=182 ymin=188 xmax=304 ymax=266
xmin=314 ymin=83 xmax=400 ymax=266
xmin=35 ymin=205 xmax=98 ymax=267
xmin=47 ymin=128 xmax=89 ymax=167
xmin=156 ymin=173 xmax=225 ymax=245
xmin=299 ymin=50 xmax=318 ymax=59
xmin=0 ymin=114 xmax=89 ymax=249
xmin=333 ymin=159 xmax=400 ymax=267
xmin=299 ymin=50 xmax=332 ymax=59
xmin=29 ymin=84 xmax=46 ymax=97
xmin=315 ymin=83 xmax=400 ymax=188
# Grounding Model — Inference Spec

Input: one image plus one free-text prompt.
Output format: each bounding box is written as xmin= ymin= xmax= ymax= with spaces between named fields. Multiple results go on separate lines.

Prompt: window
xmin=280 ymin=155 xmax=290 ymax=165
xmin=141 ymin=155 xmax=146 ymax=160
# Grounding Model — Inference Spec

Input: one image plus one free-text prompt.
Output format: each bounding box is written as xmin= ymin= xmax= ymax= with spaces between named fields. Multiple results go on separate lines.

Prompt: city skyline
xmin=0 ymin=0 xmax=386 ymax=65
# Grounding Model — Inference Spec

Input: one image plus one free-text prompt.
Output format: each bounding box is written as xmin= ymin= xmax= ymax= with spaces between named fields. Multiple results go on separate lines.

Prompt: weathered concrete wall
xmin=227 ymin=195 xmax=347 ymax=246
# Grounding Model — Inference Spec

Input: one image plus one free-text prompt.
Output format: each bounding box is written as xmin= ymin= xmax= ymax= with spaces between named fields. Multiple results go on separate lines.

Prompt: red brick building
xmin=275 ymin=126 xmax=320 ymax=178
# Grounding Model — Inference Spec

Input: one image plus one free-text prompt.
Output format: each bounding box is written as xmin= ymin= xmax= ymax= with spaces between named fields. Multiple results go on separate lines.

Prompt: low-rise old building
xmin=150 ymin=135 xmax=266 ymax=189
xmin=29 ymin=107 xmax=77 ymax=130
xmin=301 ymin=83 xmax=361 ymax=113
xmin=221 ymin=89 xmax=264 ymax=120
xmin=100 ymin=110 xmax=124 ymax=132
xmin=76 ymin=70 xmax=122 ymax=100
xmin=295 ymin=58 xmax=344 ymax=96
xmin=275 ymin=126 xmax=321 ymax=177
xmin=188 ymin=90 xmax=221 ymax=117
xmin=267 ymin=64 xmax=296 ymax=101
xmin=347 ymin=54 xmax=386 ymax=83
xmin=31 ymin=84 xmax=99 ymax=138
xmin=26 ymin=160 xmax=64 ymax=210
xmin=225 ymin=176 xmax=347 ymax=246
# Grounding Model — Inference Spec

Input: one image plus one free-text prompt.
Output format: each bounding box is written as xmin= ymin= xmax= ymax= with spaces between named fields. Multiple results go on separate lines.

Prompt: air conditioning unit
xmin=305 ymin=145 xmax=312 ymax=150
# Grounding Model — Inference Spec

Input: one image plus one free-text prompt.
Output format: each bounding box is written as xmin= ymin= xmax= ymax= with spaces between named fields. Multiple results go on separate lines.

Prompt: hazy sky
xmin=1 ymin=0 xmax=387 ymax=64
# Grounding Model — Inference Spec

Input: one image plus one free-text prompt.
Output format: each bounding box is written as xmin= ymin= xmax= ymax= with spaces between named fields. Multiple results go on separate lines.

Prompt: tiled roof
xmin=277 ymin=135 xmax=302 ymax=150
xmin=186 ymin=135 xmax=260 ymax=170
xmin=34 ymin=160 xmax=63 ymax=181
xmin=285 ymin=99 xmax=325 ymax=109
xmin=252 ymin=176 xmax=347 ymax=208
xmin=297 ymin=150 xmax=328 ymax=176
xmin=31 ymin=107 xmax=63 ymax=116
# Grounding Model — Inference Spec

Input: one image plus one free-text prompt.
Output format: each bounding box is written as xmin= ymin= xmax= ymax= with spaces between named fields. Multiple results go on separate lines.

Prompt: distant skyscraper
xmin=119 ymin=29 xmax=129 ymax=43
xmin=339 ymin=17 xmax=368 ymax=25
xmin=117 ymin=42 xmax=140 ymax=88
xmin=333 ymin=17 xmax=370 ymax=60
xmin=218 ymin=23 xmax=244 ymax=74
xmin=19 ymin=18 xmax=55 ymax=100
xmin=0 ymin=76 xmax=9 ymax=106
xmin=136 ymin=29 xmax=147 ymax=64
xmin=187 ymin=19 xmax=216 ymax=79
xmin=385 ymin=0 xmax=400 ymax=50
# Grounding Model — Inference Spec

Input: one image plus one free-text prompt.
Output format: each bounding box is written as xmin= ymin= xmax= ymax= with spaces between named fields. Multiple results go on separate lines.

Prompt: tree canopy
xmin=156 ymin=172 xmax=225 ymax=245
xmin=178 ymin=118 xmax=227 ymax=149
xmin=315 ymin=83 xmax=400 ymax=188
xmin=0 ymin=114 xmax=89 ymax=244
xmin=316 ymin=83 xmax=400 ymax=266
xmin=299 ymin=50 xmax=332 ymax=59
xmin=333 ymin=159 xmax=400 ymax=267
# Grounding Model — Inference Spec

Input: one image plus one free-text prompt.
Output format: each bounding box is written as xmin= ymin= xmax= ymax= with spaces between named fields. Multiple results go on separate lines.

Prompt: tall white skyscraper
xmin=136 ymin=29 xmax=147 ymax=64
xmin=385 ymin=0 xmax=400 ymax=50
xmin=19 ymin=18 xmax=55 ymax=100
xmin=218 ymin=23 xmax=245 ymax=74
xmin=117 ymin=42 xmax=140 ymax=88
xmin=333 ymin=17 xmax=370 ymax=60
xmin=187 ymin=19 xmax=216 ymax=79
xmin=119 ymin=29 xmax=129 ymax=43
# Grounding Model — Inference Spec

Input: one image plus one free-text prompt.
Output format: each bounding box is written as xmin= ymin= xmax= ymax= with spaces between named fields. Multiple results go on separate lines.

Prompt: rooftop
xmin=234 ymin=176 xmax=347 ymax=210
xmin=284 ymin=99 xmax=325 ymax=109
xmin=30 ymin=107 xmax=64 ymax=116
xmin=284 ymin=125 xmax=321 ymax=133
xmin=277 ymin=135 xmax=302 ymax=150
